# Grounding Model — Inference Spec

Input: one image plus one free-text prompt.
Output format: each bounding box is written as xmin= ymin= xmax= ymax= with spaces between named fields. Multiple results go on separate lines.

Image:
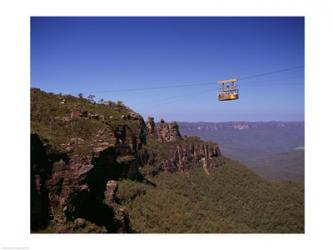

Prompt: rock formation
xmin=146 ymin=117 xmax=155 ymax=136
xmin=104 ymin=180 xmax=118 ymax=206
xmin=31 ymin=130 xmax=138 ymax=232
xmin=30 ymin=89 xmax=225 ymax=233
xmin=138 ymin=136 xmax=223 ymax=173
xmin=156 ymin=119 xmax=182 ymax=142
xmin=146 ymin=117 xmax=182 ymax=142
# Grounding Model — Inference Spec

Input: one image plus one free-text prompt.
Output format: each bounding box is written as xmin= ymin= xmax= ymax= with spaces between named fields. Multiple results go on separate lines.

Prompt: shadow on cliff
xmin=32 ymin=134 xmax=153 ymax=233
xmin=31 ymin=134 xmax=70 ymax=231
xmin=82 ymin=147 xmax=152 ymax=232
xmin=66 ymin=189 xmax=120 ymax=232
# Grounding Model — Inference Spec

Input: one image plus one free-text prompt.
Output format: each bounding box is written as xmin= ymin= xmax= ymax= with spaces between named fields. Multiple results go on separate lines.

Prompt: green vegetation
xmin=31 ymin=88 xmax=304 ymax=233
xmin=31 ymin=88 xmax=140 ymax=150
xmin=251 ymin=150 xmax=304 ymax=182
xmin=118 ymin=159 xmax=304 ymax=233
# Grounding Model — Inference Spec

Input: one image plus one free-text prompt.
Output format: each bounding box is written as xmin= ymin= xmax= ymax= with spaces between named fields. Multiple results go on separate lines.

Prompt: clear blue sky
xmin=31 ymin=17 xmax=304 ymax=122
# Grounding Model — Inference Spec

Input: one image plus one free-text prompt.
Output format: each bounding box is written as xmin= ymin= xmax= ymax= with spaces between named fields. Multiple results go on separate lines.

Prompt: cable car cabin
xmin=217 ymin=78 xmax=239 ymax=101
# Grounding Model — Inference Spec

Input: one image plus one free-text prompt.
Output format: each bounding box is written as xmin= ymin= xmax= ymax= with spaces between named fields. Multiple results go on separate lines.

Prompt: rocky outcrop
xmin=146 ymin=117 xmax=155 ymax=136
xmin=164 ymin=142 xmax=222 ymax=172
xmin=73 ymin=217 xmax=86 ymax=228
xmin=141 ymin=117 xmax=222 ymax=173
xmin=156 ymin=119 xmax=182 ymax=142
xmin=146 ymin=117 xmax=181 ymax=142
xmin=138 ymin=137 xmax=223 ymax=173
xmin=31 ymin=132 xmax=138 ymax=233
xmin=104 ymin=180 xmax=118 ymax=206
xmin=31 ymin=89 xmax=226 ymax=233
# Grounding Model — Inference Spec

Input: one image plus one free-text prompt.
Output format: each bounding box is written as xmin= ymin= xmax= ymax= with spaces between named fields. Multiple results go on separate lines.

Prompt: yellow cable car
xmin=217 ymin=78 xmax=239 ymax=101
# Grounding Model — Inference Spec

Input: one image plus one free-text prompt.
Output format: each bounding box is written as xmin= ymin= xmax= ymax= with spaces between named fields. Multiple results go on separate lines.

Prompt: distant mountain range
xmin=179 ymin=121 xmax=304 ymax=131
xmin=179 ymin=121 xmax=304 ymax=182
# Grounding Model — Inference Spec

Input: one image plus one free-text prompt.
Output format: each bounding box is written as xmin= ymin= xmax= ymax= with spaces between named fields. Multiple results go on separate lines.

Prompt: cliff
xmin=146 ymin=117 xmax=182 ymax=142
xmin=30 ymin=89 xmax=224 ymax=233
xmin=31 ymin=89 xmax=303 ymax=233
xmin=142 ymin=117 xmax=222 ymax=173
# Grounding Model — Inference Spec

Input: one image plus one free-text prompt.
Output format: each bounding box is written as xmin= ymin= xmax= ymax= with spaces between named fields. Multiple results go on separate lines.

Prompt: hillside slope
xmin=31 ymin=89 xmax=304 ymax=233
xmin=120 ymin=160 xmax=304 ymax=233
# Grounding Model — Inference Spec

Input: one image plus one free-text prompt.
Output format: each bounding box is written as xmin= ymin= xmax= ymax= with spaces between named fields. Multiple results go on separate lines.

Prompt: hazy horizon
xmin=174 ymin=120 xmax=304 ymax=123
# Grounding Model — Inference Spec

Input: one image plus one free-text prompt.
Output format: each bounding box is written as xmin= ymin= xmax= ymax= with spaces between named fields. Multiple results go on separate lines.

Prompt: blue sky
xmin=31 ymin=17 xmax=304 ymax=122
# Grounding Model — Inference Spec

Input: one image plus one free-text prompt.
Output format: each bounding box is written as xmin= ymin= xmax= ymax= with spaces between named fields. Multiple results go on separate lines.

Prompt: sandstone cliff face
xmin=146 ymin=117 xmax=181 ymax=142
xmin=142 ymin=117 xmax=221 ymax=173
xmin=146 ymin=117 xmax=155 ymax=136
xmin=31 ymin=89 xmax=147 ymax=232
xmin=31 ymin=133 xmax=134 ymax=233
xmin=138 ymin=137 xmax=223 ymax=173
xmin=31 ymin=89 xmax=225 ymax=233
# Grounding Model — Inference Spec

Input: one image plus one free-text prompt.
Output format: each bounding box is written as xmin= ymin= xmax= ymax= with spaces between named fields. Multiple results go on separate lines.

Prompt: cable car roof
xmin=217 ymin=78 xmax=238 ymax=84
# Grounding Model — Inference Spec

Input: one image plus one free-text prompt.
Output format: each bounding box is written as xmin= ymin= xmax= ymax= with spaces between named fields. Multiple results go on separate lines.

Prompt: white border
xmin=1 ymin=0 xmax=333 ymax=249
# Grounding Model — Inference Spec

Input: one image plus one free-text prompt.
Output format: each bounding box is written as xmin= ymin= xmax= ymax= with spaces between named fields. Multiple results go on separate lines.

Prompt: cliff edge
xmin=31 ymin=88 xmax=224 ymax=233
